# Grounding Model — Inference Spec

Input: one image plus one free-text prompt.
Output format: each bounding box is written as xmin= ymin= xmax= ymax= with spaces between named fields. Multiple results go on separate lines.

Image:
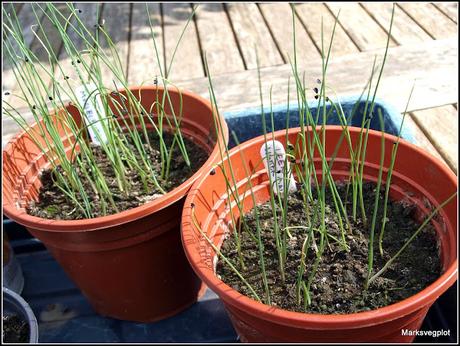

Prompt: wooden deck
xmin=2 ymin=2 xmax=458 ymax=173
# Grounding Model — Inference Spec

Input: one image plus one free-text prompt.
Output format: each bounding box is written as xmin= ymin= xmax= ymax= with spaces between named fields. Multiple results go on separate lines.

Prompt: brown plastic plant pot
xmin=2 ymin=86 xmax=228 ymax=322
xmin=181 ymin=126 xmax=457 ymax=342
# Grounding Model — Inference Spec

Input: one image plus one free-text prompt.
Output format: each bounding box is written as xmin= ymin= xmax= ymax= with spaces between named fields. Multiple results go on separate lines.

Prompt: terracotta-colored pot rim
xmin=182 ymin=125 xmax=458 ymax=329
xmin=3 ymin=86 xmax=229 ymax=232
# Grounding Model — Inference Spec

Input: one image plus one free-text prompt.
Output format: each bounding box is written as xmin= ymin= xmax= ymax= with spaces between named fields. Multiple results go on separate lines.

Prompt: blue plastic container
xmin=224 ymin=96 xmax=415 ymax=147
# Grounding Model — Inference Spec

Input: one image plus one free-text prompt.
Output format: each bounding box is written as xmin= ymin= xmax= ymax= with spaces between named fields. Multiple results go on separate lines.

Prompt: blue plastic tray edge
xmin=223 ymin=95 xmax=416 ymax=144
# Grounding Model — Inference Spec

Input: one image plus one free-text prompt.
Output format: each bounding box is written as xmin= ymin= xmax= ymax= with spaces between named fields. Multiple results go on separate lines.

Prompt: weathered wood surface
xmin=2 ymin=3 xmax=458 ymax=174
xmin=226 ymin=3 xmax=283 ymax=69
xmin=6 ymin=3 xmax=72 ymax=110
xmin=162 ymin=3 xmax=203 ymax=81
xmin=360 ymin=2 xmax=431 ymax=45
xmin=432 ymin=2 xmax=458 ymax=23
xmin=97 ymin=3 xmax=131 ymax=88
xmin=175 ymin=38 xmax=457 ymax=115
xmin=53 ymin=3 xmax=101 ymax=102
xmin=2 ymin=3 xmax=25 ymax=91
xmin=4 ymin=1 xmax=23 ymax=14
xmin=9 ymin=37 xmax=455 ymax=117
xmin=294 ymin=3 xmax=359 ymax=57
xmin=258 ymin=3 xmax=320 ymax=63
xmin=194 ymin=3 xmax=245 ymax=76
xmin=401 ymin=114 xmax=446 ymax=163
xmin=127 ymin=3 xmax=164 ymax=85
xmin=3 ymin=3 xmax=46 ymax=97
xmin=410 ymin=105 xmax=458 ymax=173
xmin=397 ymin=2 xmax=457 ymax=39
xmin=325 ymin=2 xmax=397 ymax=51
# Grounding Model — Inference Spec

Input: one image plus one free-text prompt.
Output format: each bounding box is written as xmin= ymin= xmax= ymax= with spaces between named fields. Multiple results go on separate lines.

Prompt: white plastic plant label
xmin=260 ymin=140 xmax=297 ymax=196
xmin=76 ymin=82 xmax=108 ymax=145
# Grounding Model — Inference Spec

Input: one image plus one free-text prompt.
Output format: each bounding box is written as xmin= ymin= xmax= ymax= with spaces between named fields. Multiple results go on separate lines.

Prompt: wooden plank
xmin=258 ymin=3 xmax=320 ymax=64
xmin=410 ymin=105 xmax=458 ymax=173
xmin=294 ymin=3 xmax=359 ymax=57
xmin=325 ymin=2 xmax=397 ymax=51
xmin=162 ymin=3 xmax=204 ymax=81
xmin=225 ymin=3 xmax=283 ymax=69
xmin=6 ymin=4 xmax=70 ymax=110
xmin=432 ymin=2 xmax=458 ymax=24
xmin=173 ymin=38 xmax=457 ymax=115
xmin=397 ymin=3 xmax=457 ymax=39
xmin=53 ymin=3 xmax=101 ymax=97
xmin=2 ymin=3 xmax=46 ymax=93
xmin=2 ymin=2 xmax=24 ymax=16
xmin=26 ymin=4 xmax=69 ymax=74
xmin=2 ymin=1 xmax=22 ymax=105
xmin=402 ymin=114 xmax=446 ymax=163
xmin=97 ymin=3 xmax=131 ymax=88
xmin=360 ymin=2 xmax=432 ymax=45
xmin=3 ymin=4 xmax=75 ymax=143
xmin=127 ymin=3 xmax=164 ymax=85
xmin=194 ymin=3 xmax=245 ymax=76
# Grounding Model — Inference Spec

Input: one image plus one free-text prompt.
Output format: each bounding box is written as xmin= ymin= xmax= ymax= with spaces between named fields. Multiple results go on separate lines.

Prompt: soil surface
xmin=2 ymin=315 xmax=29 ymax=343
xmin=217 ymin=182 xmax=441 ymax=314
xmin=27 ymin=132 xmax=208 ymax=219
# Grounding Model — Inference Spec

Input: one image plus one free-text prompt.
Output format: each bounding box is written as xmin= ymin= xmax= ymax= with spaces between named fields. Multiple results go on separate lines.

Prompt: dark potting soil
xmin=216 ymin=182 xmax=442 ymax=314
xmin=2 ymin=315 xmax=29 ymax=343
xmin=27 ymin=132 xmax=208 ymax=220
